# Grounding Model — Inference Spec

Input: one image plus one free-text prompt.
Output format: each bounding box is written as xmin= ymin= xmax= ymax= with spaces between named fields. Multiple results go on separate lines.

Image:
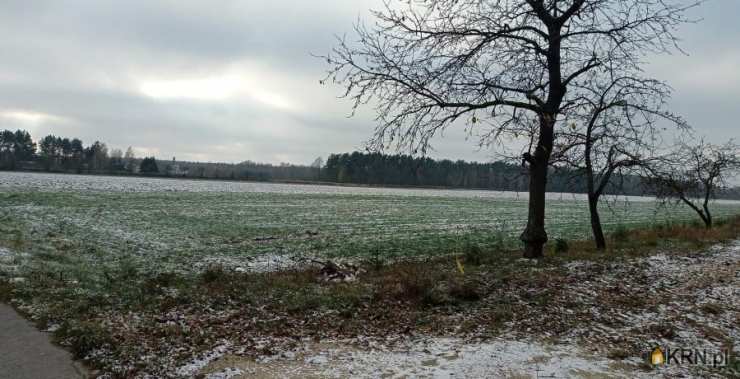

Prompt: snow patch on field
xmin=0 ymin=246 xmax=24 ymax=277
xmin=197 ymin=253 xmax=310 ymax=273
xmin=0 ymin=171 xmax=666 ymax=202
xmin=175 ymin=341 xmax=231 ymax=377
xmin=197 ymin=336 xmax=644 ymax=378
xmin=0 ymin=247 xmax=12 ymax=261
xmin=560 ymin=240 xmax=740 ymax=378
xmin=308 ymin=337 xmax=634 ymax=378
xmin=203 ymin=368 xmax=245 ymax=379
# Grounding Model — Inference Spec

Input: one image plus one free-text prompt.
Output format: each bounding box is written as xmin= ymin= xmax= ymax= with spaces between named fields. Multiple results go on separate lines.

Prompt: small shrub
xmin=488 ymin=232 xmax=506 ymax=252
xmin=56 ymin=321 xmax=112 ymax=359
xmin=324 ymin=284 xmax=365 ymax=314
xmin=284 ymin=288 xmax=322 ymax=313
xmin=200 ymin=265 xmax=226 ymax=284
xmin=554 ymin=238 xmax=569 ymax=254
xmin=611 ymin=225 xmax=630 ymax=242
xmin=402 ymin=274 xmax=436 ymax=301
xmin=118 ymin=259 xmax=139 ymax=281
xmin=463 ymin=242 xmax=485 ymax=265
xmin=382 ymin=264 xmax=438 ymax=303
xmin=421 ymin=283 xmax=451 ymax=306
xmin=367 ymin=248 xmax=385 ymax=271
xmin=418 ymin=277 xmax=481 ymax=306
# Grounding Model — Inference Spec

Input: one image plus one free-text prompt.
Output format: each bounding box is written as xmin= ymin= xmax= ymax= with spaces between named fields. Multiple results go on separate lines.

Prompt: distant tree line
xmin=323 ymin=152 xmax=530 ymax=190
xmin=1 ymin=130 xmax=119 ymax=172
xmin=0 ymin=129 xmax=319 ymax=182
xmin=2 ymin=129 xmax=737 ymax=201
xmin=165 ymin=159 xmax=318 ymax=182
xmin=0 ymin=130 xmax=35 ymax=168
xmin=322 ymin=152 xmax=650 ymax=195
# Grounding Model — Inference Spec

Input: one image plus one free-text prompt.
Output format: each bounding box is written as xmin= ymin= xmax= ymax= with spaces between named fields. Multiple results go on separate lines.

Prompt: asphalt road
xmin=0 ymin=303 xmax=86 ymax=379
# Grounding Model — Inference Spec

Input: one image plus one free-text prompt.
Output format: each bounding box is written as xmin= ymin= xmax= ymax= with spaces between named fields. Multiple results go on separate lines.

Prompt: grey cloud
xmin=0 ymin=0 xmax=737 ymax=165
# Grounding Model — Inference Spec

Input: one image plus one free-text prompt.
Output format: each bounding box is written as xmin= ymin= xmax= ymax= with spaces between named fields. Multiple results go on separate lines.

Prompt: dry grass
xmin=549 ymin=215 xmax=740 ymax=262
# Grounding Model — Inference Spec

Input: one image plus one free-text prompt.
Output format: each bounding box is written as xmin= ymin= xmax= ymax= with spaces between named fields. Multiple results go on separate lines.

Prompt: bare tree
xmin=123 ymin=146 xmax=137 ymax=173
xmin=311 ymin=157 xmax=325 ymax=180
xmin=552 ymin=73 xmax=687 ymax=249
xmin=324 ymin=0 xmax=698 ymax=257
xmin=647 ymin=140 xmax=740 ymax=228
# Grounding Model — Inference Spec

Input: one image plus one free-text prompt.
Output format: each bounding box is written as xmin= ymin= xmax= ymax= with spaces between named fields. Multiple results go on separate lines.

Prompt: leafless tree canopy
xmin=324 ymin=0 xmax=698 ymax=154
xmin=648 ymin=140 xmax=740 ymax=227
xmin=324 ymin=0 xmax=699 ymax=257
xmin=550 ymin=71 xmax=688 ymax=248
xmin=554 ymin=74 xmax=687 ymax=195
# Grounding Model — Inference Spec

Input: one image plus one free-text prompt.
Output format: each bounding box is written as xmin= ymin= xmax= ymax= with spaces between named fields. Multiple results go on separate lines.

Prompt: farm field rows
xmin=1 ymin=171 xmax=740 ymax=277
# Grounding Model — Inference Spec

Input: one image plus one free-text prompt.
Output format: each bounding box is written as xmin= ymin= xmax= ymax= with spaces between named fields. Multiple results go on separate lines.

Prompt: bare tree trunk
xmin=702 ymin=204 xmax=712 ymax=228
xmin=521 ymin=116 xmax=554 ymax=258
xmin=588 ymin=194 xmax=607 ymax=250
xmin=680 ymin=196 xmax=712 ymax=229
xmin=703 ymin=193 xmax=713 ymax=229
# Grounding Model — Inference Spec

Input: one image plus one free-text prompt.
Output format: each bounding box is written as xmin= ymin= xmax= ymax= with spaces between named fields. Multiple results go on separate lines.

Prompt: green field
xmin=1 ymin=172 xmax=740 ymax=280
xmin=2 ymin=172 xmax=740 ymax=376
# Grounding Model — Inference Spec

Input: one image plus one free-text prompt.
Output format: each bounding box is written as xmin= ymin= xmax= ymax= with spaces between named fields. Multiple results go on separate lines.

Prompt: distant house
xmin=167 ymin=157 xmax=189 ymax=177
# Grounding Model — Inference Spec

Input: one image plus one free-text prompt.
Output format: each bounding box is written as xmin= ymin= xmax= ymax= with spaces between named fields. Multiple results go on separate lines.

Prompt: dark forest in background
xmin=1 ymin=129 xmax=738 ymax=198
xmin=326 ymin=152 xmax=602 ymax=193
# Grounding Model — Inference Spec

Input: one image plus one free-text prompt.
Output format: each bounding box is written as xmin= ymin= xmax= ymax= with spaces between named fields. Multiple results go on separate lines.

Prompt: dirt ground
xmin=179 ymin=241 xmax=740 ymax=379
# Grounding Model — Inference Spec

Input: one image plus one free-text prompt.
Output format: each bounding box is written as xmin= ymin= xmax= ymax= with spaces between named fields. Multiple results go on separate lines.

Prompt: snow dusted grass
xmin=0 ymin=170 xmax=671 ymax=200
xmin=193 ymin=240 xmax=740 ymax=379
xmin=0 ymin=172 xmax=739 ymax=377
xmin=551 ymin=242 xmax=740 ymax=378
xmin=198 ymin=336 xmax=636 ymax=378
xmin=1 ymin=171 xmax=738 ymax=276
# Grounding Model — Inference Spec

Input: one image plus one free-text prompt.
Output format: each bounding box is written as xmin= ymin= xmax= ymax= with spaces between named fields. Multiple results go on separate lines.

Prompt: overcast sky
xmin=0 ymin=1 xmax=738 ymax=165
